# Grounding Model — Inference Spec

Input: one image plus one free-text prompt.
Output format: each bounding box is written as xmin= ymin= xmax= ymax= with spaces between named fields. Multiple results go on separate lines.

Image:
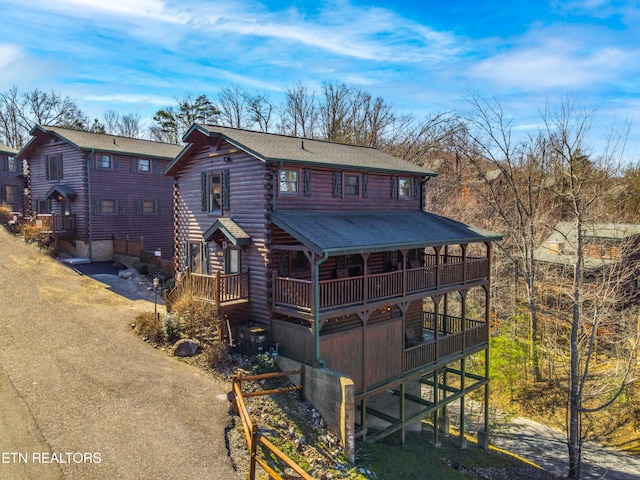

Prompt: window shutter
xmin=222 ymin=169 xmax=230 ymax=211
xmin=156 ymin=199 xmax=162 ymax=215
xmin=0 ymin=184 xmax=5 ymax=202
xmin=45 ymin=156 xmax=50 ymax=180
xmin=117 ymin=199 xmax=125 ymax=216
xmin=58 ymin=154 xmax=63 ymax=179
xmin=114 ymin=155 xmax=120 ymax=171
xmin=130 ymin=158 xmax=138 ymax=173
xmin=2 ymin=157 xmax=6 ymax=171
xmin=203 ymin=242 xmax=210 ymax=275
xmin=153 ymin=159 xmax=159 ymax=174
xmin=201 ymin=172 xmax=207 ymax=212
xmin=91 ymin=198 xmax=101 ymax=216
xmin=304 ymin=168 xmax=312 ymax=197
xmin=414 ymin=178 xmax=421 ymax=200
xmin=362 ymin=173 xmax=369 ymax=199
xmin=332 ymin=171 xmax=342 ymax=198
xmin=135 ymin=199 xmax=142 ymax=216
xmin=391 ymin=176 xmax=398 ymax=199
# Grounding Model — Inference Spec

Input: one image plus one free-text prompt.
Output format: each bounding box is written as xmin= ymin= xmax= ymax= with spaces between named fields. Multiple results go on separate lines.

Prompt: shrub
xmin=133 ymin=312 xmax=164 ymax=343
xmin=251 ymin=353 xmax=278 ymax=375
xmin=162 ymin=313 xmax=182 ymax=344
xmin=164 ymin=277 xmax=176 ymax=292
xmin=203 ymin=341 xmax=232 ymax=370
xmin=170 ymin=293 xmax=218 ymax=339
xmin=18 ymin=221 xmax=47 ymax=243
xmin=0 ymin=203 xmax=12 ymax=224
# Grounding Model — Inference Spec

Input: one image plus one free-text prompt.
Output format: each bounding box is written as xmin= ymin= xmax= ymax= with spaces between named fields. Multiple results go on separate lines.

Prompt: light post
xmin=153 ymin=276 xmax=159 ymax=318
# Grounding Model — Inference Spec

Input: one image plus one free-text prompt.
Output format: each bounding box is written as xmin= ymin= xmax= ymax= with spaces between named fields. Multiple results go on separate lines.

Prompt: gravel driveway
xmin=0 ymin=229 xmax=239 ymax=479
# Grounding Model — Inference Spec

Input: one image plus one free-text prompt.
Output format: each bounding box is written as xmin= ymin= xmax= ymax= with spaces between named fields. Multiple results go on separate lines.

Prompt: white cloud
xmin=0 ymin=44 xmax=24 ymax=70
xmin=36 ymin=0 xmax=189 ymax=24
xmin=470 ymin=30 xmax=637 ymax=91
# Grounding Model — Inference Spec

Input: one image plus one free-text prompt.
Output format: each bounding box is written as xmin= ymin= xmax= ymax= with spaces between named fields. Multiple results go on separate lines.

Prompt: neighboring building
xmin=535 ymin=222 xmax=640 ymax=307
xmin=165 ymin=124 xmax=501 ymax=457
xmin=0 ymin=142 xmax=23 ymax=214
xmin=17 ymin=126 xmax=183 ymax=261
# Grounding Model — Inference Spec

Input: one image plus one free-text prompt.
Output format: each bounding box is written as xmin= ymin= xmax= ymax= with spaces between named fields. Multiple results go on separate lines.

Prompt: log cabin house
xmin=165 ymin=124 xmax=502 ymax=455
xmin=17 ymin=126 xmax=182 ymax=262
xmin=0 ymin=142 xmax=23 ymax=215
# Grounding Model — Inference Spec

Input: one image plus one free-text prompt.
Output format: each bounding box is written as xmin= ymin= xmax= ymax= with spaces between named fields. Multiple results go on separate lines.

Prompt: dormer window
xmin=138 ymin=159 xmax=151 ymax=172
xmin=97 ymin=154 xmax=111 ymax=169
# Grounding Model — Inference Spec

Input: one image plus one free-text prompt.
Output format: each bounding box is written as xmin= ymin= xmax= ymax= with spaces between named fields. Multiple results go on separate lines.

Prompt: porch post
xmin=461 ymin=290 xmax=467 ymax=352
xmin=460 ymin=357 xmax=467 ymax=448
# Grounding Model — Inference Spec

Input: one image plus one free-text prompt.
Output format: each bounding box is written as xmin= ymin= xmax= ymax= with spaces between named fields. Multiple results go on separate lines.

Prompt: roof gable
xmin=165 ymin=124 xmax=436 ymax=177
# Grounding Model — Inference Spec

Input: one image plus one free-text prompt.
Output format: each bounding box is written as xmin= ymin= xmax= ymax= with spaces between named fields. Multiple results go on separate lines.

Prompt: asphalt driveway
xmin=0 ymin=229 xmax=238 ymax=479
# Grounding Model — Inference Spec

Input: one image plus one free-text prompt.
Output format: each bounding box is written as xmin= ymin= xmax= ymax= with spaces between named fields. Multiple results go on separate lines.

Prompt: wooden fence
xmin=231 ymin=370 xmax=313 ymax=480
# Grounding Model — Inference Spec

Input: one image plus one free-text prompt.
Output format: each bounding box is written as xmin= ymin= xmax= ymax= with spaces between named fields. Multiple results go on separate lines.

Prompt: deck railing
xmin=166 ymin=268 xmax=249 ymax=309
xmin=403 ymin=319 xmax=488 ymax=373
xmin=35 ymin=213 xmax=76 ymax=234
xmin=273 ymin=257 xmax=489 ymax=313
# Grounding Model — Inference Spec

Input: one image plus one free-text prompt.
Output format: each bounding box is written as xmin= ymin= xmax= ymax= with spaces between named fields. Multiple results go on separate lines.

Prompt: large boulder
xmin=172 ymin=339 xmax=201 ymax=357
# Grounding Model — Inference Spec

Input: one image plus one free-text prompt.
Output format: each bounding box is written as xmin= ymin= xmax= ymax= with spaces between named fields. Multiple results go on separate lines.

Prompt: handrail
xmin=231 ymin=370 xmax=313 ymax=480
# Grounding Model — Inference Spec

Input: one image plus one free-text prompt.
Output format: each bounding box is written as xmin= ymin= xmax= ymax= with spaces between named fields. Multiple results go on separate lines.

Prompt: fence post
xmin=249 ymin=423 xmax=258 ymax=480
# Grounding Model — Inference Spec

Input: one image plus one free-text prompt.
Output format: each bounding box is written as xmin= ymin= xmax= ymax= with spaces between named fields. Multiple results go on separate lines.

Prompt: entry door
xmin=190 ymin=243 xmax=202 ymax=273
xmin=226 ymin=247 xmax=239 ymax=274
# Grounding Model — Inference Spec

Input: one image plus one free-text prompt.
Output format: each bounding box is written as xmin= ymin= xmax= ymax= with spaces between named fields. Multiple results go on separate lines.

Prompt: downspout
xmin=87 ymin=150 xmax=93 ymax=261
xmin=313 ymin=252 xmax=329 ymax=367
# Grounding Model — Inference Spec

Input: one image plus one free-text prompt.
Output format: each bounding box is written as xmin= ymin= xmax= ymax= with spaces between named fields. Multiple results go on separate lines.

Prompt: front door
xmin=226 ymin=247 xmax=239 ymax=274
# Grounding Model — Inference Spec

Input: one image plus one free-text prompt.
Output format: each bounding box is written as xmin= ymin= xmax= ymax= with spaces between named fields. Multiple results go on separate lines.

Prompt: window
xmin=398 ymin=178 xmax=411 ymax=199
xmin=344 ymin=174 xmax=359 ymax=196
xmin=226 ymin=248 xmax=240 ymax=274
xmin=279 ymin=170 xmax=298 ymax=194
xmin=143 ymin=200 xmax=156 ymax=215
xmin=7 ymin=156 xmax=17 ymax=172
xmin=4 ymin=185 xmax=20 ymax=203
xmin=101 ymin=199 xmax=116 ymax=215
xmin=208 ymin=173 xmax=222 ymax=214
xmin=37 ymin=199 xmax=52 ymax=214
xmin=97 ymin=154 xmax=111 ymax=169
xmin=138 ymin=159 xmax=151 ymax=172
xmin=45 ymin=154 xmax=63 ymax=180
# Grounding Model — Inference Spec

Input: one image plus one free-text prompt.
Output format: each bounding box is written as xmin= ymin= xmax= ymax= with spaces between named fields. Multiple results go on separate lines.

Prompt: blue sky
xmin=1 ymin=0 xmax=639 ymax=159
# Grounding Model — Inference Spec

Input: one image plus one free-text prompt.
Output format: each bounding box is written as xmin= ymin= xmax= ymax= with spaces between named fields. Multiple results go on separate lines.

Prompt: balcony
xmin=35 ymin=213 xmax=76 ymax=235
xmin=165 ymin=269 xmax=249 ymax=309
xmin=272 ymin=256 xmax=489 ymax=316
xmin=403 ymin=313 xmax=488 ymax=373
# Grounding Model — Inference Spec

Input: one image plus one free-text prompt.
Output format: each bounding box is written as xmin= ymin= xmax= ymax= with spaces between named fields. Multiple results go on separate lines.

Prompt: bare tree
xmin=278 ymin=83 xmax=317 ymax=138
xmin=217 ymin=85 xmax=248 ymax=129
xmin=0 ymin=86 xmax=89 ymax=148
xmin=540 ymin=97 xmax=639 ymax=479
xmin=243 ymin=91 xmax=274 ymax=132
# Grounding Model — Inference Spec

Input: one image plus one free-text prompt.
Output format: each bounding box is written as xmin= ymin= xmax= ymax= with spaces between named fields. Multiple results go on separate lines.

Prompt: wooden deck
xmin=273 ymin=257 xmax=489 ymax=315
xmin=165 ymin=269 xmax=250 ymax=309
xmin=35 ymin=213 xmax=76 ymax=235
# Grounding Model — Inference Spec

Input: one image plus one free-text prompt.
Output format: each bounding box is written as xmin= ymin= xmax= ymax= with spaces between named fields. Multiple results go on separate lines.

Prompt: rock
xmin=118 ymin=268 xmax=136 ymax=279
xmin=172 ymin=339 xmax=201 ymax=357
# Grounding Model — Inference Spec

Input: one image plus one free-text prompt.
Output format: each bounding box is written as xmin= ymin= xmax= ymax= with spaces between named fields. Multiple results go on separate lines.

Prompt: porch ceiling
xmin=271 ymin=210 xmax=502 ymax=256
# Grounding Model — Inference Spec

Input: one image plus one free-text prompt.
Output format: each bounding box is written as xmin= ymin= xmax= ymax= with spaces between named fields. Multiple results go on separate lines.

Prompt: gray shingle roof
xmin=203 ymin=218 xmax=251 ymax=246
xmin=21 ymin=125 xmax=183 ymax=160
xmin=0 ymin=142 xmax=18 ymax=154
xmin=165 ymin=124 xmax=435 ymax=176
xmin=535 ymin=222 xmax=640 ymax=270
xmin=271 ymin=210 xmax=502 ymax=255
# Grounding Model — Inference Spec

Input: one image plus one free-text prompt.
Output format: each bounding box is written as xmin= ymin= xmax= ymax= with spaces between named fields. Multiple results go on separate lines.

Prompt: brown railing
xmin=35 ymin=213 xmax=76 ymax=234
xmin=231 ymin=371 xmax=312 ymax=480
xmin=273 ymin=257 xmax=489 ymax=313
xmin=165 ymin=268 xmax=249 ymax=309
xmin=403 ymin=319 xmax=488 ymax=373
xmin=113 ymin=235 xmax=144 ymax=257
